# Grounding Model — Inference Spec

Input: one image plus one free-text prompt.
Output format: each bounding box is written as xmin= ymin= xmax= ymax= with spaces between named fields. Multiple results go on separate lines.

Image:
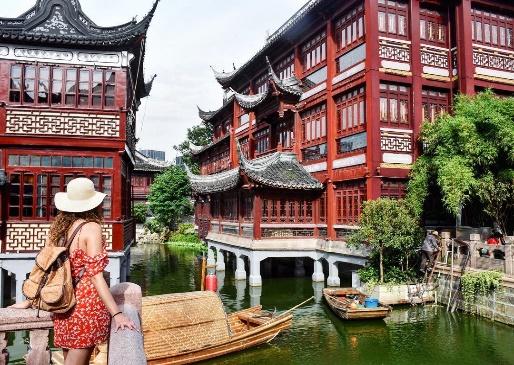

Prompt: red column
xmin=326 ymin=20 xmax=337 ymax=240
xmin=253 ymin=192 xmax=262 ymax=240
xmin=230 ymin=100 xmax=238 ymax=167
xmin=293 ymin=46 xmax=303 ymax=161
xmin=365 ymin=0 xmax=382 ymax=200
xmin=410 ymin=0 xmax=422 ymax=158
xmin=455 ymin=0 xmax=475 ymax=95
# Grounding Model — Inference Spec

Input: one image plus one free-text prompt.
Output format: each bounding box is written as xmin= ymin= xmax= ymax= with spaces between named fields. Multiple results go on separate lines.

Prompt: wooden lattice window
xmin=379 ymin=83 xmax=410 ymax=126
xmin=9 ymin=171 xmax=112 ymax=220
xmin=420 ymin=8 xmax=448 ymax=46
xmin=276 ymin=53 xmax=295 ymax=80
xmin=238 ymin=137 xmax=250 ymax=158
xmin=210 ymin=195 xmax=220 ymax=218
xmin=472 ymin=8 xmax=514 ymax=49
xmin=335 ymin=181 xmax=366 ymax=225
xmin=301 ymin=104 xmax=327 ymax=144
xmin=255 ymin=127 xmax=270 ymax=154
xmin=335 ymin=4 xmax=365 ymax=53
xmin=241 ymin=194 xmax=253 ymax=221
xmin=255 ymin=72 xmax=268 ymax=94
xmin=378 ymin=0 xmax=408 ymax=39
xmin=277 ymin=119 xmax=294 ymax=148
xmin=319 ymin=192 xmax=327 ymax=224
xmin=381 ymin=180 xmax=406 ymax=199
xmin=9 ymin=64 xmax=117 ymax=109
xmin=422 ymin=88 xmax=449 ymax=123
xmin=336 ymin=86 xmax=365 ymax=135
xmin=261 ymin=197 xmax=314 ymax=224
xmin=221 ymin=193 xmax=238 ymax=221
xmin=302 ymin=30 xmax=327 ymax=72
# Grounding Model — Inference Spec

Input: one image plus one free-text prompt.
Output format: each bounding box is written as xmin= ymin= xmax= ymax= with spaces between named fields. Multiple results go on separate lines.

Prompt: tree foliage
xmin=348 ymin=198 xmax=423 ymax=283
xmin=407 ymin=91 xmax=514 ymax=232
xmin=148 ymin=165 xmax=193 ymax=231
xmin=132 ymin=203 xmax=148 ymax=224
xmin=173 ymin=122 xmax=213 ymax=172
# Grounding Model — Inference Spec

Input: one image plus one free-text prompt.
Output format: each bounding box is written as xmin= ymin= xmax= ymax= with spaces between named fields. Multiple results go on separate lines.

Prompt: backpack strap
xmin=65 ymin=221 xmax=90 ymax=250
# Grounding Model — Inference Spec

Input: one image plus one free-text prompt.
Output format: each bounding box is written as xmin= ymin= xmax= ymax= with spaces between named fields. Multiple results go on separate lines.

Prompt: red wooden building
xmin=0 ymin=0 xmax=158 ymax=304
xmin=132 ymin=150 xmax=170 ymax=204
xmin=189 ymin=0 xmax=514 ymax=255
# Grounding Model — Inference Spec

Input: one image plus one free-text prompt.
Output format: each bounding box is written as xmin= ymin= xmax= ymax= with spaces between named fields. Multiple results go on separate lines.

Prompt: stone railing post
xmin=108 ymin=283 xmax=146 ymax=365
xmin=0 ymin=332 xmax=8 ymax=365
xmin=505 ymin=245 xmax=513 ymax=276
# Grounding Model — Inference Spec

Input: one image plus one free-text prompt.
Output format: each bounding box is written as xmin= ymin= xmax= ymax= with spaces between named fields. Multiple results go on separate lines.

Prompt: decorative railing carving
xmin=379 ymin=38 xmax=411 ymax=63
xmin=473 ymin=47 xmax=514 ymax=72
xmin=5 ymin=222 xmax=113 ymax=252
xmin=380 ymin=130 xmax=412 ymax=153
xmin=5 ymin=110 xmax=120 ymax=138
xmin=421 ymin=46 xmax=449 ymax=69
xmin=261 ymin=227 xmax=315 ymax=238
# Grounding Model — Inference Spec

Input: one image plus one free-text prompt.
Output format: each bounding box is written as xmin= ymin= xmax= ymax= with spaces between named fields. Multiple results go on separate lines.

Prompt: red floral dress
xmin=53 ymin=246 xmax=111 ymax=349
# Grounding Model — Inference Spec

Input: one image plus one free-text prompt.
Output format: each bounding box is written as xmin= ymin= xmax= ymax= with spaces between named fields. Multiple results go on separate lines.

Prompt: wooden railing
xmin=0 ymin=283 xmax=145 ymax=365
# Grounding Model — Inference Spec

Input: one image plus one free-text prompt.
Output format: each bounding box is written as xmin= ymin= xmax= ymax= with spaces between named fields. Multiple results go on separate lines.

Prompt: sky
xmin=3 ymin=0 xmax=307 ymax=161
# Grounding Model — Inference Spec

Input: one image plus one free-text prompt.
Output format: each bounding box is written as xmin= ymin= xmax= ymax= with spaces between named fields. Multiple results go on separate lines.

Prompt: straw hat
xmin=54 ymin=178 xmax=106 ymax=213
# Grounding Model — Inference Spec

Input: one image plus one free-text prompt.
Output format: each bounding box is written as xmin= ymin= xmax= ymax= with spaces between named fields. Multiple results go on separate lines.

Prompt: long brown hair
xmin=47 ymin=208 xmax=103 ymax=247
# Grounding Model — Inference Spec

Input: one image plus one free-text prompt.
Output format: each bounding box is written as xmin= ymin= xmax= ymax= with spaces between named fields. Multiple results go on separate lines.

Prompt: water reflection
xmin=128 ymin=244 xmax=514 ymax=365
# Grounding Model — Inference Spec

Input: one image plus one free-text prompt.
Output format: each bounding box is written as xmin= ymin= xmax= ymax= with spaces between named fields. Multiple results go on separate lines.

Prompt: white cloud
xmin=2 ymin=0 xmax=307 ymax=160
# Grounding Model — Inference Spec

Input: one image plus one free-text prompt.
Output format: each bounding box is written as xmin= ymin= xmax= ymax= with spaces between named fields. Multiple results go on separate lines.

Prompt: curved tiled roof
xmin=239 ymin=150 xmax=323 ymax=190
xmin=211 ymin=0 xmax=325 ymax=88
xmin=197 ymin=94 xmax=235 ymax=123
xmin=0 ymin=0 xmax=159 ymax=48
xmin=187 ymin=147 xmax=323 ymax=194
xmin=186 ymin=165 xmax=240 ymax=194
xmin=134 ymin=150 xmax=170 ymax=172
xmin=230 ymin=58 xmax=302 ymax=112
xmin=211 ymin=66 xmax=237 ymax=89
xmin=190 ymin=133 xmax=230 ymax=156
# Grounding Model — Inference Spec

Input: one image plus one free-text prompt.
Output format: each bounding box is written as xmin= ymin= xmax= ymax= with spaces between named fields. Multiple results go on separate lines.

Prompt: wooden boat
xmin=141 ymin=291 xmax=296 ymax=364
xmin=323 ymin=288 xmax=391 ymax=320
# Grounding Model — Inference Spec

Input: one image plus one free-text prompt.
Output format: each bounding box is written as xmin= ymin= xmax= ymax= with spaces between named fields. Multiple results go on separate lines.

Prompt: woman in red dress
xmin=10 ymin=178 xmax=136 ymax=364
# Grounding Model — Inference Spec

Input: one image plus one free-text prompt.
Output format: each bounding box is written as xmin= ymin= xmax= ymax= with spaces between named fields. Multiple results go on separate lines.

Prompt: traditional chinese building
xmin=132 ymin=150 xmax=170 ymax=204
xmin=188 ymin=0 xmax=514 ymax=287
xmin=0 ymin=0 xmax=158 ymax=305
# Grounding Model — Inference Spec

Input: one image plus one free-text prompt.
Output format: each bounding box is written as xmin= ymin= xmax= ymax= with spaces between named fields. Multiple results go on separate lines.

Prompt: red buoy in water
xmin=205 ymin=274 xmax=218 ymax=292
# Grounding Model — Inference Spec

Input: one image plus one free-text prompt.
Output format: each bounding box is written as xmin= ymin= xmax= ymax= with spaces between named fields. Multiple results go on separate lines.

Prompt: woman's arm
xmin=84 ymin=223 xmax=137 ymax=331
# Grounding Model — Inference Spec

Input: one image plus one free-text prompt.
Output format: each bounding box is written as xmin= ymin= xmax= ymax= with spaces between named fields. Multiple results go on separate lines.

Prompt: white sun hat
xmin=54 ymin=177 xmax=106 ymax=213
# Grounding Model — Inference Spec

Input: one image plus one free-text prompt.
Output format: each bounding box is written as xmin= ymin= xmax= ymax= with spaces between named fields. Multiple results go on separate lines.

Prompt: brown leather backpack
xmin=22 ymin=222 xmax=88 ymax=316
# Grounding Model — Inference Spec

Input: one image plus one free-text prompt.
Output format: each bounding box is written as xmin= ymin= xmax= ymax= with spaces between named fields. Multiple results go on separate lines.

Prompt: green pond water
xmin=129 ymin=244 xmax=514 ymax=365
xmin=7 ymin=243 xmax=514 ymax=364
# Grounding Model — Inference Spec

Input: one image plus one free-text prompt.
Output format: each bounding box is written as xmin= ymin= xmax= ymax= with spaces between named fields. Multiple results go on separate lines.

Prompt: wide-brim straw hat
xmin=54 ymin=177 xmax=106 ymax=213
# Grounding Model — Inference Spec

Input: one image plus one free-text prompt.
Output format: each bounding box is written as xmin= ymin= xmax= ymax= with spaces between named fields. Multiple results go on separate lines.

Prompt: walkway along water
xmin=5 ymin=243 xmax=514 ymax=364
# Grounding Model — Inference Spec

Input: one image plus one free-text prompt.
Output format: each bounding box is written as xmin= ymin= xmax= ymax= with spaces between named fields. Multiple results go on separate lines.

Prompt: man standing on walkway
xmin=420 ymin=230 xmax=440 ymax=273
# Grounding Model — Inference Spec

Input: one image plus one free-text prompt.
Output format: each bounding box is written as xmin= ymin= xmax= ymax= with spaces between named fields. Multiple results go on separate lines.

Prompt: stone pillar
xmin=327 ymin=261 xmax=340 ymax=287
xmin=15 ymin=274 xmax=24 ymax=304
xmin=312 ymin=281 xmax=324 ymax=303
xmin=25 ymin=329 xmax=50 ymax=365
xmin=249 ymin=286 xmax=262 ymax=307
xmin=215 ymin=248 xmax=225 ymax=272
xmin=249 ymin=255 xmax=262 ymax=287
xmin=294 ymin=258 xmax=306 ymax=277
xmin=207 ymin=246 xmax=216 ymax=267
xmin=312 ymin=259 xmax=325 ymax=282
xmin=107 ymin=258 xmax=121 ymax=287
xmin=351 ymin=270 xmax=361 ymax=288
xmin=505 ymin=245 xmax=513 ymax=276
xmin=235 ymin=256 xmax=247 ymax=281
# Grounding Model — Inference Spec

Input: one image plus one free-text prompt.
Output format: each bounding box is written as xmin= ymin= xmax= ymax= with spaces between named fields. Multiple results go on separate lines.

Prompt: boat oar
xmin=277 ymin=296 xmax=315 ymax=318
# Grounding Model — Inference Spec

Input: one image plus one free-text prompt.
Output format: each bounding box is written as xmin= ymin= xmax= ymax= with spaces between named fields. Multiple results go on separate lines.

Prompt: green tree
xmin=174 ymin=122 xmax=213 ymax=172
xmin=406 ymin=91 xmax=514 ymax=233
xmin=148 ymin=165 xmax=193 ymax=231
xmin=348 ymin=198 xmax=423 ymax=283
xmin=132 ymin=203 xmax=148 ymax=224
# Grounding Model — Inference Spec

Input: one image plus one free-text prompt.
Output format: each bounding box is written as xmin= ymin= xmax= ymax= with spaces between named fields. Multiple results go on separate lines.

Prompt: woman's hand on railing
xmin=7 ymin=299 xmax=31 ymax=309
xmin=112 ymin=313 xmax=138 ymax=332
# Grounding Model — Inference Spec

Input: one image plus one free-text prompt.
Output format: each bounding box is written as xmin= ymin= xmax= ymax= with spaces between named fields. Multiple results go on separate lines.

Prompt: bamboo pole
xmin=277 ymin=297 xmax=314 ymax=318
xmin=200 ymin=254 xmax=206 ymax=291
xmin=447 ymin=239 xmax=454 ymax=311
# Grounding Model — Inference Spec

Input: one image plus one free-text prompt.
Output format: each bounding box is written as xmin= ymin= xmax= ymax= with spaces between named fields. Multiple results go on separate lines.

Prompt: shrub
xmin=133 ymin=203 xmax=148 ymax=224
